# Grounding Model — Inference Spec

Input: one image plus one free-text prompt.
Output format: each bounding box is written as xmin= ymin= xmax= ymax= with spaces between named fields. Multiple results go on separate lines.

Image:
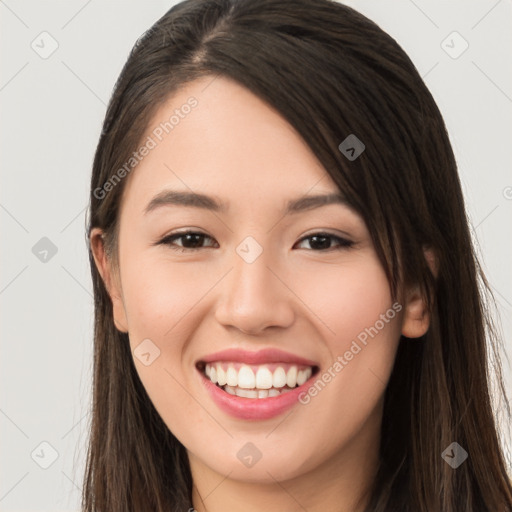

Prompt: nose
xmin=214 ymin=246 xmax=295 ymax=335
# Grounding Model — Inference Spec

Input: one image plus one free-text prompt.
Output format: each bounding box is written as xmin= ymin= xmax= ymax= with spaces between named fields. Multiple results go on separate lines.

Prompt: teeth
xmin=224 ymin=385 xmax=236 ymax=395
xmin=238 ymin=365 xmax=255 ymax=389
xmin=255 ymin=367 xmax=273 ymax=389
xmin=219 ymin=384 xmax=292 ymax=399
xmin=226 ymin=366 xmax=238 ymax=386
xmin=203 ymin=363 xmax=314 ymax=391
xmin=272 ymin=367 xmax=287 ymax=388
xmin=217 ymin=366 xmax=227 ymax=386
xmin=286 ymin=366 xmax=297 ymax=388
xmin=297 ymin=368 xmax=310 ymax=386
xmin=235 ymin=388 xmax=258 ymax=398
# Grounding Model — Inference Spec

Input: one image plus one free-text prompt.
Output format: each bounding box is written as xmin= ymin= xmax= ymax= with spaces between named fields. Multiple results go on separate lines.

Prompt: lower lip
xmin=197 ymin=368 xmax=316 ymax=420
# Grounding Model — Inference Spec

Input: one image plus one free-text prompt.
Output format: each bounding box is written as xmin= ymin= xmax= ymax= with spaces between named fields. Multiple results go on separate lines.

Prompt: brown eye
xmin=294 ymin=233 xmax=354 ymax=251
xmin=158 ymin=231 xmax=218 ymax=252
xmin=156 ymin=231 xmax=353 ymax=253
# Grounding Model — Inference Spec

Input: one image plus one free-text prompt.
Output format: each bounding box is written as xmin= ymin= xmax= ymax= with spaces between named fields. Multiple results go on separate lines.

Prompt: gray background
xmin=1 ymin=0 xmax=511 ymax=510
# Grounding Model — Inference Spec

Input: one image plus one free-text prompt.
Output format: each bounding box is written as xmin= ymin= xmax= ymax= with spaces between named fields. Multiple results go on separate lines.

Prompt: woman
xmin=84 ymin=0 xmax=512 ymax=510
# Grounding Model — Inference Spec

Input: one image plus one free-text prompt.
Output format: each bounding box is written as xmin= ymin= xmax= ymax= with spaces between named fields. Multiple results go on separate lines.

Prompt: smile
xmin=195 ymin=348 xmax=320 ymax=420
xmin=202 ymin=362 xmax=314 ymax=399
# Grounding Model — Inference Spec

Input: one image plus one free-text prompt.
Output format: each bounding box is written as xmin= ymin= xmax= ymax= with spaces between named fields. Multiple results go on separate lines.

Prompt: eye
xmin=156 ymin=230 xmax=354 ymax=253
xmin=156 ymin=230 xmax=218 ymax=252
xmin=294 ymin=232 xmax=354 ymax=251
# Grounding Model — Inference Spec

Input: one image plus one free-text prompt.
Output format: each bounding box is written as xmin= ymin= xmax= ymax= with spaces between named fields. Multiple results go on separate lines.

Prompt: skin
xmin=91 ymin=75 xmax=431 ymax=512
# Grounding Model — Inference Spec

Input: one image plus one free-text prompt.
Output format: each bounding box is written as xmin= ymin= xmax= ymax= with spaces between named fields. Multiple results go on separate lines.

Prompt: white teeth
xmin=272 ymin=367 xmax=287 ymax=388
xmin=210 ymin=366 xmax=217 ymax=384
xmin=203 ymin=362 xmax=315 ymax=391
xmin=217 ymin=366 xmax=227 ymax=386
xmin=297 ymin=368 xmax=312 ymax=386
xmin=255 ymin=367 xmax=273 ymax=389
xmin=235 ymin=388 xmax=258 ymax=398
xmin=226 ymin=366 xmax=238 ymax=386
xmin=286 ymin=366 xmax=297 ymax=388
xmin=237 ymin=365 xmax=256 ymax=389
xmin=224 ymin=385 xmax=236 ymax=395
xmin=221 ymin=384 xmax=292 ymax=399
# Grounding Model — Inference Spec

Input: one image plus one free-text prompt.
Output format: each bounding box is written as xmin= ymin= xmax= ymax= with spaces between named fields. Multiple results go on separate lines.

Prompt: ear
xmin=89 ymin=228 xmax=129 ymax=333
xmin=400 ymin=285 xmax=430 ymax=338
xmin=401 ymin=247 xmax=437 ymax=338
xmin=423 ymin=246 xmax=438 ymax=278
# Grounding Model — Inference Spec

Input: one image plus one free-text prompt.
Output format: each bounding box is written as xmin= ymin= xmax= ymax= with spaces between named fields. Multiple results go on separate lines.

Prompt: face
xmin=92 ymin=75 xmax=428 ymax=487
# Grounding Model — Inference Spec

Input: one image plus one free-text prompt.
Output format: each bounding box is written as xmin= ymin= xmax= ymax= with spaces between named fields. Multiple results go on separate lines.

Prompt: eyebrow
xmin=143 ymin=189 xmax=348 ymax=215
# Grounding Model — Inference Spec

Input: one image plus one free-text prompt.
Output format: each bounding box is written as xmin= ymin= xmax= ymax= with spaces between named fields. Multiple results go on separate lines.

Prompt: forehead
xmin=119 ymin=75 xmax=341 ymax=215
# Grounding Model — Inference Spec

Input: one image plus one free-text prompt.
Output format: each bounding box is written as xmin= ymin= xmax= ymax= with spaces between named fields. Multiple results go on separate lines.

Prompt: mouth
xmin=195 ymin=348 xmax=320 ymax=419
xmin=196 ymin=361 xmax=320 ymax=399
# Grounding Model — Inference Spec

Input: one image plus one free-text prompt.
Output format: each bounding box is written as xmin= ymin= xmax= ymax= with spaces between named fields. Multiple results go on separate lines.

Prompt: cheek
xmin=294 ymin=254 xmax=395 ymax=344
xmin=120 ymin=254 xmax=203 ymax=340
xmin=293 ymin=254 xmax=401 ymax=426
xmin=118 ymin=255 xmax=206 ymax=433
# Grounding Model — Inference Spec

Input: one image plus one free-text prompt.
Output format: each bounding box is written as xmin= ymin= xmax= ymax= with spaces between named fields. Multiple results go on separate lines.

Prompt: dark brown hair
xmin=84 ymin=0 xmax=512 ymax=510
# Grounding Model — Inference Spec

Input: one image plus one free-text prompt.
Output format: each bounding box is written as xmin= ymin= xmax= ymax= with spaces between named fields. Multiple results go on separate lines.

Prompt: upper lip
xmin=197 ymin=348 xmax=319 ymax=367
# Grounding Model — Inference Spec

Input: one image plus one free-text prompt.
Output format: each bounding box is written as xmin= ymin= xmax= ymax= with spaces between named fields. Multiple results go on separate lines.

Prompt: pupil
xmin=311 ymin=235 xmax=329 ymax=250
xmin=184 ymin=234 xmax=204 ymax=248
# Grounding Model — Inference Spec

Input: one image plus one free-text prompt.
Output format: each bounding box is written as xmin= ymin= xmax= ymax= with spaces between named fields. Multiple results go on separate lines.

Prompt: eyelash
xmin=156 ymin=230 xmax=354 ymax=253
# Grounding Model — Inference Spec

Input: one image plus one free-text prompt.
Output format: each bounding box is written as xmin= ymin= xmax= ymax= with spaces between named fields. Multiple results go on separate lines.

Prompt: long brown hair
xmin=84 ymin=0 xmax=512 ymax=510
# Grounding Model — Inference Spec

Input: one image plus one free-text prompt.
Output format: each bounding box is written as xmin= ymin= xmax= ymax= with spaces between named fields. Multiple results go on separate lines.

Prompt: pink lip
xmin=196 ymin=348 xmax=319 ymax=421
xmin=198 ymin=348 xmax=318 ymax=367
xmin=197 ymin=369 xmax=318 ymax=420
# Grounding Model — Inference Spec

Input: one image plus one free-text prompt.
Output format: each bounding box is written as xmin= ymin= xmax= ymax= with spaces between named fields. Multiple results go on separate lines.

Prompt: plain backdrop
xmin=1 ymin=1 xmax=511 ymax=510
